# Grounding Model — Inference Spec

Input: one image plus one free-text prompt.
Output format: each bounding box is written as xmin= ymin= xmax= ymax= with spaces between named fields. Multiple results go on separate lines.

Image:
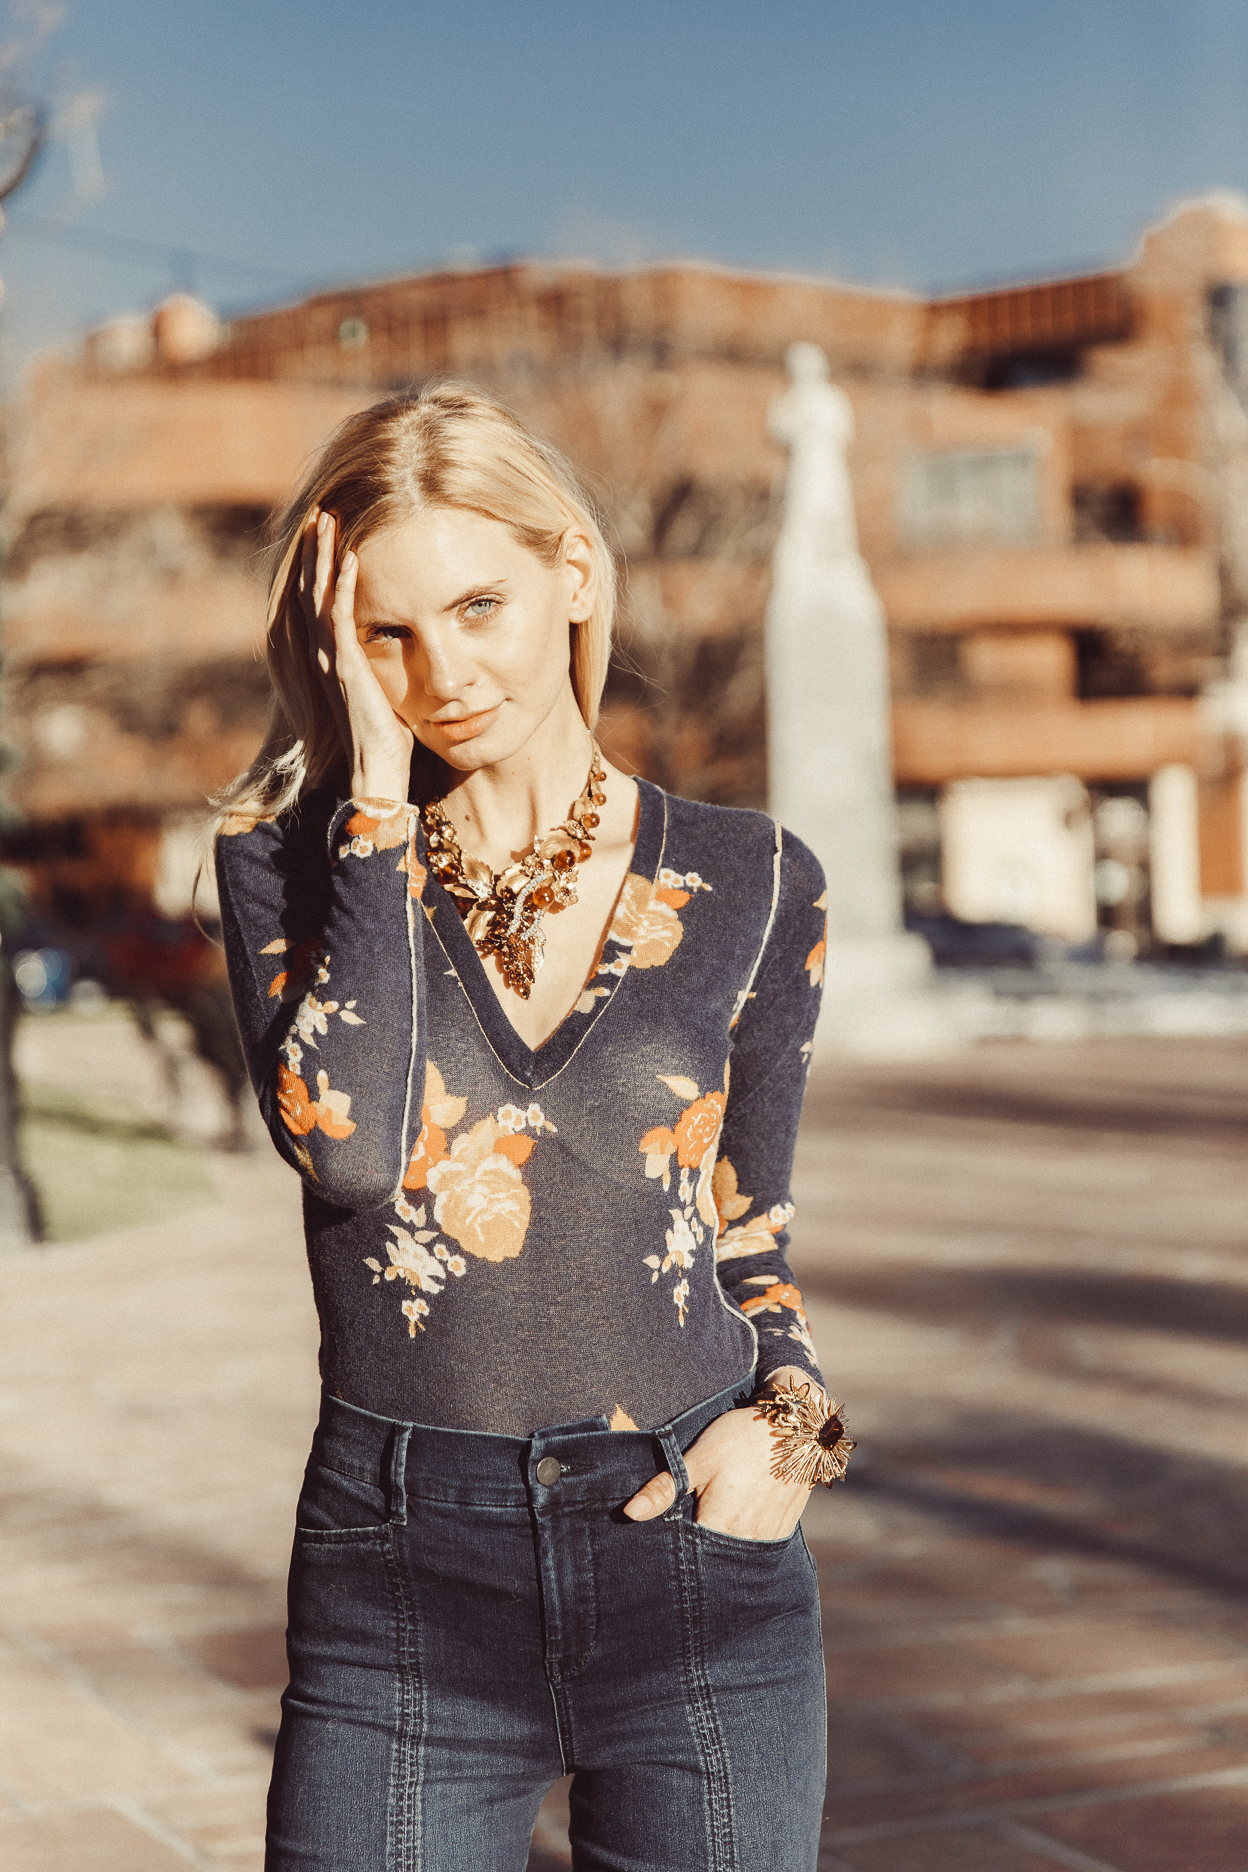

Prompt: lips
xmin=430 ymin=704 xmax=501 ymax=745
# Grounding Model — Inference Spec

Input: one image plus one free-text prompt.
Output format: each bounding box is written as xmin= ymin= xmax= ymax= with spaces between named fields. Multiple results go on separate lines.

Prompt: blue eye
xmin=465 ymin=597 xmax=498 ymax=618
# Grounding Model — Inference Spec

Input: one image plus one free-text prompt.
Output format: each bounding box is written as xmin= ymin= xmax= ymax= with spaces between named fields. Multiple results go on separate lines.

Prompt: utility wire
xmin=3 ymin=213 xmax=305 ymax=293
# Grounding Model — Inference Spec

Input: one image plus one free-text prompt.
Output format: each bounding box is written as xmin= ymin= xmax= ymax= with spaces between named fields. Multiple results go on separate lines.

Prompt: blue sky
xmin=2 ymin=0 xmax=1248 ymax=378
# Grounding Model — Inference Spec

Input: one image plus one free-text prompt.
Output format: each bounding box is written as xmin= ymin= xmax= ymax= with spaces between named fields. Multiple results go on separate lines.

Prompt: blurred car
xmin=906 ymin=910 xmax=1046 ymax=968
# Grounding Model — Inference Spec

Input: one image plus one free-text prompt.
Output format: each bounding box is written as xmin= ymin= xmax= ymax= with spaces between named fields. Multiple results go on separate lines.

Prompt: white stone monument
xmin=765 ymin=342 xmax=944 ymax=1053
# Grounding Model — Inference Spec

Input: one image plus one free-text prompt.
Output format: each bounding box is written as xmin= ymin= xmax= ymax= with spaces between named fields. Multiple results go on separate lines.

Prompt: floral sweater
xmin=215 ymin=777 xmax=827 ymax=1435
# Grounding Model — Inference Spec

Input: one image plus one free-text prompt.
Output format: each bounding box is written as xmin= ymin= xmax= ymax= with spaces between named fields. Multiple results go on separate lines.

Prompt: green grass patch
xmin=20 ymin=1083 xmax=217 ymax=1242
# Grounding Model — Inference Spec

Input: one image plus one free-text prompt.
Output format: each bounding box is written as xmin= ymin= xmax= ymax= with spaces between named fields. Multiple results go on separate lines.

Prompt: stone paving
xmin=0 ymin=1026 xmax=1246 ymax=1869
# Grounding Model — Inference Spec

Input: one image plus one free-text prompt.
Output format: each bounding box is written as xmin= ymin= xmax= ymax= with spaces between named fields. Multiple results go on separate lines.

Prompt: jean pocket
xmin=294 ymin=1459 xmax=393 ymax=1542
xmin=687 ymin=1517 xmax=804 ymax=1556
xmin=682 ymin=1492 xmax=803 ymax=1556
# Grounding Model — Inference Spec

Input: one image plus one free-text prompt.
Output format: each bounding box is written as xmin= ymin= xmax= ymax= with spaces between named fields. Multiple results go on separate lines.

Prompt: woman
xmin=214 ymin=383 xmax=849 ymax=1872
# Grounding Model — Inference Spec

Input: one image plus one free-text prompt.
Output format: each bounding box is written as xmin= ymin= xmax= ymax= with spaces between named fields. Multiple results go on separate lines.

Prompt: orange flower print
xmin=426 ymin=1116 xmax=532 ymax=1263
xmin=608 ymin=875 xmax=684 ymax=968
xmin=715 ymin=1201 xmax=795 ymax=1262
xmin=637 ymin=1064 xmax=729 ymax=1323
xmin=260 ymin=936 xmax=322 ymax=1003
xmin=711 ymin=1157 xmax=752 ymax=1229
xmin=338 ymin=800 xmax=413 ymax=860
xmin=805 ymin=888 xmax=828 ymax=988
xmin=403 ymin=1116 xmax=448 ymax=1190
xmin=639 ymin=1126 xmax=677 ymax=1190
xmin=675 ymin=1092 xmax=725 ymax=1168
xmin=403 ymin=1061 xmax=465 ymax=1189
xmin=277 ymin=1063 xmax=356 ymax=1139
xmin=656 ymin=1071 xmax=727 ymax=1226
xmin=741 ymin=1279 xmax=805 ymax=1318
xmin=277 ymin=1063 xmax=316 ymax=1135
xmin=593 ymin=868 xmax=710 ymax=990
xmin=397 ymin=822 xmax=427 ymax=900
xmin=374 ymin=1082 xmax=550 ymax=1334
xmin=494 ymin=1132 xmax=535 ymax=1167
xmin=741 ymin=1275 xmax=818 ymax=1360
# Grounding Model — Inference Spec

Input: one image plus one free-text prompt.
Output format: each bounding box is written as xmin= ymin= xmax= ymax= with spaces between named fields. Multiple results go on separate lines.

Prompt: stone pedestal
xmin=765 ymin=343 xmax=956 ymax=1057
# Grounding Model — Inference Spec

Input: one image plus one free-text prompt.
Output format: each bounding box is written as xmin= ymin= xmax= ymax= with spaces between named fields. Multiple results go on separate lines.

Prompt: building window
xmin=1072 ymin=482 xmax=1143 ymax=543
xmin=1209 ymin=282 xmax=1248 ymax=404
xmin=900 ymin=447 xmax=1039 ymax=546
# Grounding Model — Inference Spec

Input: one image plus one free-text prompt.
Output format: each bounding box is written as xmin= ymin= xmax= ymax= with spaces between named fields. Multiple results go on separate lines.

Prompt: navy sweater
xmin=216 ymin=777 xmax=827 ymax=1434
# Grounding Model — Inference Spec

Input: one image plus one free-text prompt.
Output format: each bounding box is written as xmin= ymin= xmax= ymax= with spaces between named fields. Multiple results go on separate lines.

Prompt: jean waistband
xmin=310 ymin=1371 xmax=757 ymax=1511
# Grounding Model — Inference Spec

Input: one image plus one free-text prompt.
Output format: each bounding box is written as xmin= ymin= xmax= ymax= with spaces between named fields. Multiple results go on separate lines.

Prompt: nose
xmin=414 ymin=624 xmax=473 ymax=705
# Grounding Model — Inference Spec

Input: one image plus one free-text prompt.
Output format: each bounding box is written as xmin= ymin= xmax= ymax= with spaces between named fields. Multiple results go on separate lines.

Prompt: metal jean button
xmin=535 ymin=1456 xmax=562 ymax=1486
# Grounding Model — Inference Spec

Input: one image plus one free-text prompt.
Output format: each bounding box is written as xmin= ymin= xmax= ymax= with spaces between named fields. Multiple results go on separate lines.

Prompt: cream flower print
xmin=715 ymin=1201 xmax=795 ymax=1262
xmin=364 ymin=1197 xmax=470 ymax=1337
xmin=644 ymin=1208 xmax=699 ymax=1324
xmin=367 ymin=1218 xmax=446 ymax=1293
xmin=740 ymin=1277 xmax=818 ymax=1361
xmin=637 ymin=1065 xmax=728 ymax=1326
xmin=336 ymin=800 xmax=412 ymax=862
xmin=265 ymin=938 xmax=368 ymax=1173
xmin=278 ymin=1063 xmax=357 ymax=1147
xmin=266 ymin=944 xmax=365 ymax=1077
xmin=368 ymin=1064 xmax=550 ymax=1335
xmin=597 ymin=866 xmax=713 ymax=981
xmin=427 ymin=1118 xmax=532 ymax=1263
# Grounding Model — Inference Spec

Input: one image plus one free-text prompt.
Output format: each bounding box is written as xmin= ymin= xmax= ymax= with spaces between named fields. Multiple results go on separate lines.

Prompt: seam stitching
xmin=384 ymin=1526 xmax=423 ymax=1871
xmin=672 ymin=1517 xmax=738 ymax=1869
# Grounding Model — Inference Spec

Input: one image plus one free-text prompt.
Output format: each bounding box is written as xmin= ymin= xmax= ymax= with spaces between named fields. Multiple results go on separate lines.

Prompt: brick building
xmin=6 ymin=194 xmax=1248 ymax=957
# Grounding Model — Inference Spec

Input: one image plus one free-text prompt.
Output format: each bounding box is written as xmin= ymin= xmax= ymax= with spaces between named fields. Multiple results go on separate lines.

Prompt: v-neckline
xmin=420 ymin=777 xmax=668 ymax=1089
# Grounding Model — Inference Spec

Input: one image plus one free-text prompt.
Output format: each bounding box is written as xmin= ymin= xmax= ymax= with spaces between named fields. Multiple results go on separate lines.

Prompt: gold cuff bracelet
xmin=754 ymin=1380 xmax=854 ymax=1489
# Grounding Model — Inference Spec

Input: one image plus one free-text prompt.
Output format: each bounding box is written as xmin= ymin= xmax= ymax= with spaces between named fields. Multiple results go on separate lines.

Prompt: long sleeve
xmin=713 ymin=827 xmax=827 ymax=1391
xmin=215 ymin=793 xmax=427 ymax=1211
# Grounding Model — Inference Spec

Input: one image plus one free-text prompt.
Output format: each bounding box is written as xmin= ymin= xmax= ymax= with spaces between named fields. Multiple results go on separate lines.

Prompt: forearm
xmin=217 ymin=796 xmax=426 ymax=1207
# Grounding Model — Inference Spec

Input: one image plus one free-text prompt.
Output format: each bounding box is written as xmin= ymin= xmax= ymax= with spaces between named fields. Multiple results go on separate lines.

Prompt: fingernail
xmin=317 ymin=512 xmax=327 ymax=534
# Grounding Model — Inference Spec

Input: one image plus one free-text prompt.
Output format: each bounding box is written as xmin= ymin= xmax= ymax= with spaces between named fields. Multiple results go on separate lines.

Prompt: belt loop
xmin=388 ymin=1424 xmax=411 ymax=1526
xmin=656 ymin=1424 xmax=690 ymax=1499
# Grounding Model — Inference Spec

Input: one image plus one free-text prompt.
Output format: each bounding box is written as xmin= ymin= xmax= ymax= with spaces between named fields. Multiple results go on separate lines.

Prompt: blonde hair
xmin=216 ymin=382 xmax=616 ymax=826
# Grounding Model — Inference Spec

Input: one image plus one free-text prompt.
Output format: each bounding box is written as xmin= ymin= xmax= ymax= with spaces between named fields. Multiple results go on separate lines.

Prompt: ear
xmin=562 ymin=529 xmax=597 ymax=622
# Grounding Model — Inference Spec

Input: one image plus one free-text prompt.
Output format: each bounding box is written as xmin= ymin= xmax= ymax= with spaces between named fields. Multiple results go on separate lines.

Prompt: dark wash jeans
xmin=266 ymin=1378 xmax=827 ymax=1871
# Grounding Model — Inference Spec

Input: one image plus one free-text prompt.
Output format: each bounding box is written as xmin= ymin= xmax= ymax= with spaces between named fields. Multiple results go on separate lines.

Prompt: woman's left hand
xmin=623 ymin=1367 xmax=814 ymax=1541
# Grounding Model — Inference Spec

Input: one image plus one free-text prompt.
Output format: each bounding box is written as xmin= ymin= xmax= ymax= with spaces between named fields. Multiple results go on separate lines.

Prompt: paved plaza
xmin=0 ymin=1024 xmax=1246 ymax=1870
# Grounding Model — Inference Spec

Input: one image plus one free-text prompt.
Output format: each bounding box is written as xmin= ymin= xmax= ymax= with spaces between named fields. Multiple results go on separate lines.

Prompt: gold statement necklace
xmin=422 ymin=742 xmax=607 ymax=999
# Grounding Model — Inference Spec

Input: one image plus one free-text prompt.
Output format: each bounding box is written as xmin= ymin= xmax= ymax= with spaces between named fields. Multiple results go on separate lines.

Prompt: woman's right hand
xmin=299 ymin=509 xmax=415 ymax=802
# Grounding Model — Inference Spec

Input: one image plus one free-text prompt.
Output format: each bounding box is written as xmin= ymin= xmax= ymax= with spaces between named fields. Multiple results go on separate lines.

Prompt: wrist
xmin=753 ymin=1374 xmax=854 ymax=1488
xmin=352 ymin=766 xmax=411 ymax=805
xmin=755 ymin=1364 xmax=827 ymax=1402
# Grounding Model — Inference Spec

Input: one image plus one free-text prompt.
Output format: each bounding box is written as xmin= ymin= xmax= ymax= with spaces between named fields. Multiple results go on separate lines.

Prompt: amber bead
xmin=577 ymin=840 xmax=593 ymax=862
xmin=551 ymin=848 xmax=574 ymax=871
xmin=532 ymin=885 xmax=555 ymax=910
xmin=582 ymin=812 xmax=600 ymax=829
